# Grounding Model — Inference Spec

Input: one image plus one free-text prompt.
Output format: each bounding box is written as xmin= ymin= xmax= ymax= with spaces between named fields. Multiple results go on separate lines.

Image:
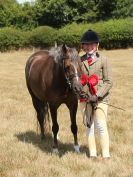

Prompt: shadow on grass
xmin=15 ymin=131 xmax=89 ymax=157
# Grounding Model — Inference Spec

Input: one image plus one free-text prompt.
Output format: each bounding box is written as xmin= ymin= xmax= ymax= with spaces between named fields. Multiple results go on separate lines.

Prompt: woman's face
xmin=82 ymin=43 xmax=98 ymax=54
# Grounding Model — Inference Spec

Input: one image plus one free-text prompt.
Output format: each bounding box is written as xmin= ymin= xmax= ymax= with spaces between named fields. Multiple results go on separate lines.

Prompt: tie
xmin=87 ymin=55 xmax=93 ymax=65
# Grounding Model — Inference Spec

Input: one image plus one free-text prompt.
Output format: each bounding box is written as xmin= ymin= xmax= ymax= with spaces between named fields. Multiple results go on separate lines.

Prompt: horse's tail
xmin=31 ymin=91 xmax=51 ymax=136
xmin=36 ymin=102 xmax=51 ymax=135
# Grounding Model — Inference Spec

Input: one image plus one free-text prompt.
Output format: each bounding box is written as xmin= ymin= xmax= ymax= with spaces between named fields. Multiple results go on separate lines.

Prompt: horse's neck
xmin=54 ymin=62 xmax=65 ymax=78
xmin=52 ymin=61 xmax=67 ymax=87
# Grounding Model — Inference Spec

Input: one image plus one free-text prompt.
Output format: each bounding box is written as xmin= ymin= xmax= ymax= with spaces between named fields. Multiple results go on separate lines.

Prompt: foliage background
xmin=1 ymin=0 xmax=133 ymax=28
xmin=0 ymin=0 xmax=133 ymax=51
xmin=0 ymin=18 xmax=133 ymax=51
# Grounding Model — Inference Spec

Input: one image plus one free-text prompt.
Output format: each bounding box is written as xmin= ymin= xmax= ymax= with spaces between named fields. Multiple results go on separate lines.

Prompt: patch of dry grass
xmin=0 ymin=49 xmax=133 ymax=177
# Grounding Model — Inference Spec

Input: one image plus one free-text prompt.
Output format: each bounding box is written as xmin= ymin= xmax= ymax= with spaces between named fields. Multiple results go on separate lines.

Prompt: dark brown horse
xmin=25 ymin=44 xmax=83 ymax=153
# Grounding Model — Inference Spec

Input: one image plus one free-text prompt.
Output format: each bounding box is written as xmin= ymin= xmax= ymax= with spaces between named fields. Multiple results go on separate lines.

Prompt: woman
xmin=79 ymin=29 xmax=113 ymax=159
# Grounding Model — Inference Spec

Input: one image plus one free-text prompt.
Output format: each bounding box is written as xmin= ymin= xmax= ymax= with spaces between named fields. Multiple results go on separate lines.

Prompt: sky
xmin=17 ymin=0 xmax=34 ymax=4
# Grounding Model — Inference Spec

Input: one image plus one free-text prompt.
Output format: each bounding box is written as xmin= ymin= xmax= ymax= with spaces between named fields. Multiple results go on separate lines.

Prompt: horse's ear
xmin=62 ymin=44 xmax=68 ymax=54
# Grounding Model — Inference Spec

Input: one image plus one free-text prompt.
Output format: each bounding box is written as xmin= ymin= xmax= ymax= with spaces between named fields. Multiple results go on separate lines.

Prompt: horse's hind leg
xmin=49 ymin=104 xmax=59 ymax=152
xmin=31 ymin=95 xmax=48 ymax=140
xmin=66 ymin=100 xmax=80 ymax=153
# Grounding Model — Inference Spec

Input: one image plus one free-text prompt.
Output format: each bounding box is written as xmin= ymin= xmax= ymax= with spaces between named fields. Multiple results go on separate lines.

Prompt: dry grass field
xmin=0 ymin=49 xmax=133 ymax=177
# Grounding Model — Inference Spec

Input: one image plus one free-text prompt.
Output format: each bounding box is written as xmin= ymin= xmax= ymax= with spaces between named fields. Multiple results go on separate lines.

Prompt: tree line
xmin=0 ymin=0 xmax=133 ymax=29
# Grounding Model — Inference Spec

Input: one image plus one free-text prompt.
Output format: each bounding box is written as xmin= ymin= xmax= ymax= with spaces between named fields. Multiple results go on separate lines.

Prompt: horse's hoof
xmin=52 ymin=148 xmax=59 ymax=154
xmin=74 ymin=145 xmax=80 ymax=153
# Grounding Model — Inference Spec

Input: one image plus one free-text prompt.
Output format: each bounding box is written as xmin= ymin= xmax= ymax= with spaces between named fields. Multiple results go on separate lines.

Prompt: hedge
xmin=29 ymin=26 xmax=57 ymax=48
xmin=0 ymin=28 xmax=31 ymax=52
xmin=0 ymin=18 xmax=133 ymax=51
xmin=57 ymin=18 xmax=133 ymax=49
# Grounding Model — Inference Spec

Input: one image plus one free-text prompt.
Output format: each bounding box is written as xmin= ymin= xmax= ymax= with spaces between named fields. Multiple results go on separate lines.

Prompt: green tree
xmin=34 ymin=0 xmax=98 ymax=27
xmin=1 ymin=0 xmax=133 ymax=29
xmin=96 ymin=0 xmax=117 ymax=20
xmin=0 ymin=0 xmax=37 ymax=30
xmin=112 ymin=0 xmax=133 ymax=18
xmin=0 ymin=0 xmax=19 ymax=27
xmin=66 ymin=0 xmax=97 ymax=23
xmin=34 ymin=0 xmax=118 ymax=27
xmin=35 ymin=0 xmax=71 ymax=27
xmin=13 ymin=2 xmax=38 ymax=30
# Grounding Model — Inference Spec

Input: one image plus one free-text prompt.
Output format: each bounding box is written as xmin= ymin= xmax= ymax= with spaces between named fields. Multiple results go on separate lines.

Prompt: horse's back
xmin=25 ymin=50 xmax=54 ymax=100
xmin=26 ymin=50 xmax=49 ymax=70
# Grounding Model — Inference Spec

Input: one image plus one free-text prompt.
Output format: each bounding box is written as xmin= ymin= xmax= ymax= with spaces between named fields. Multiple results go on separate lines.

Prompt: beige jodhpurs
xmin=80 ymin=102 xmax=110 ymax=158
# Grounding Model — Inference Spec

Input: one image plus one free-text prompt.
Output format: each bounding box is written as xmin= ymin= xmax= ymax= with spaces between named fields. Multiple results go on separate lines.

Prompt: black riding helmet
xmin=80 ymin=29 xmax=99 ymax=44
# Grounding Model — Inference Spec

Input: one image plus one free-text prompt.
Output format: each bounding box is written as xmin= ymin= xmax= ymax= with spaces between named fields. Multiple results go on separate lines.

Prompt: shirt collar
xmin=87 ymin=52 xmax=99 ymax=65
xmin=87 ymin=52 xmax=97 ymax=59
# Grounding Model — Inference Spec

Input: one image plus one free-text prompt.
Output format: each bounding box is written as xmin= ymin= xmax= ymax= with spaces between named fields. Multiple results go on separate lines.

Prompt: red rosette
xmin=88 ymin=74 xmax=98 ymax=86
xmin=80 ymin=74 xmax=88 ymax=86
xmin=87 ymin=75 xmax=99 ymax=95
xmin=80 ymin=74 xmax=99 ymax=95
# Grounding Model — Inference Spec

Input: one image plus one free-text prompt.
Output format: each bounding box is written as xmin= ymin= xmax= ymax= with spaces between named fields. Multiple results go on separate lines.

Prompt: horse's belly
xmin=29 ymin=78 xmax=67 ymax=103
xmin=29 ymin=75 xmax=59 ymax=102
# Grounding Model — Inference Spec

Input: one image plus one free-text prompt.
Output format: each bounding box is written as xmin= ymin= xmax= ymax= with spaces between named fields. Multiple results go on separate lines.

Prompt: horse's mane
xmin=49 ymin=46 xmax=62 ymax=63
xmin=49 ymin=46 xmax=79 ymax=63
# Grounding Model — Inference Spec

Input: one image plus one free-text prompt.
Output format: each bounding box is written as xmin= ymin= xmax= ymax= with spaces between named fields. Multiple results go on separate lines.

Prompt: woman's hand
xmin=88 ymin=95 xmax=98 ymax=103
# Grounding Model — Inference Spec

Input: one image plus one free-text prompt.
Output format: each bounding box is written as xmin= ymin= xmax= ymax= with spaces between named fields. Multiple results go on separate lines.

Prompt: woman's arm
xmin=96 ymin=57 xmax=113 ymax=99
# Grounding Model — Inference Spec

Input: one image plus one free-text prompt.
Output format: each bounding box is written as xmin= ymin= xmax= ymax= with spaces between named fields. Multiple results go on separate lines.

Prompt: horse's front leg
xmin=49 ymin=104 xmax=59 ymax=153
xmin=67 ymin=100 xmax=80 ymax=153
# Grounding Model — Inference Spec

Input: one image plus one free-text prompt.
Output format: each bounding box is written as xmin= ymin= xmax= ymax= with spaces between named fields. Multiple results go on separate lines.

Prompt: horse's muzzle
xmin=72 ymin=82 xmax=84 ymax=97
xmin=72 ymin=82 xmax=90 ymax=100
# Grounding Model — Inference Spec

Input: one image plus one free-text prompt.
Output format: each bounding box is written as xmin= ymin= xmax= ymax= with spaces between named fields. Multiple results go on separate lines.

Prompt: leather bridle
xmin=63 ymin=60 xmax=80 ymax=89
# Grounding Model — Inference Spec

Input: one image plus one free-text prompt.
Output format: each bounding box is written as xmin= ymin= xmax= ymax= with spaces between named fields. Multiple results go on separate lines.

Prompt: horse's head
xmin=61 ymin=44 xmax=83 ymax=97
